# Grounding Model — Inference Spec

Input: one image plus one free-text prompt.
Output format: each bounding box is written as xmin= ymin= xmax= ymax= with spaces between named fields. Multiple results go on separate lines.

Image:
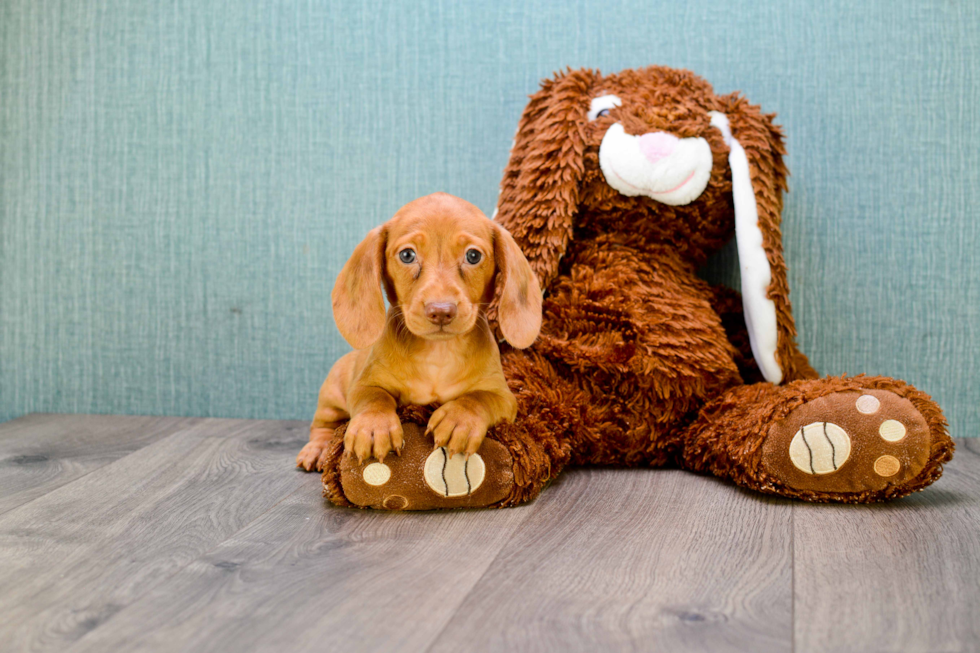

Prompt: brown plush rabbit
xmin=321 ymin=66 xmax=953 ymax=509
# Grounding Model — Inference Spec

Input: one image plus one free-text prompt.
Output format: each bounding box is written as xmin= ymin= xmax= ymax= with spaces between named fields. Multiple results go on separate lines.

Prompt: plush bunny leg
xmin=678 ymin=375 xmax=954 ymax=502
xmin=328 ymin=420 xmax=518 ymax=510
xmin=320 ymin=350 xmax=588 ymax=510
xmin=321 ymin=406 xmax=518 ymax=510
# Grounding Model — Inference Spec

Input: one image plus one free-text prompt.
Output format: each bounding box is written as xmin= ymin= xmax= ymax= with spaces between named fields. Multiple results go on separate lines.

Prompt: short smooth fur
xmin=297 ymin=193 xmax=541 ymax=470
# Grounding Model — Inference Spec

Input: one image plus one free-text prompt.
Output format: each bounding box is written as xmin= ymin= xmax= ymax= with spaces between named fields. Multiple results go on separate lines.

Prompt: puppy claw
xmin=346 ymin=410 xmax=402 ymax=467
xmin=296 ymin=442 xmax=328 ymax=472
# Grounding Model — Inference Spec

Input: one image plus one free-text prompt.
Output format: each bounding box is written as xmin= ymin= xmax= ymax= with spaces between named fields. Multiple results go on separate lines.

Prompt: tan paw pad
xmin=788 ymin=423 xmax=851 ymax=474
xmin=382 ymin=495 xmax=409 ymax=510
xmin=362 ymin=462 xmax=392 ymax=486
xmin=878 ymin=419 xmax=906 ymax=442
xmin=855 ymin=394 xmax=881 ymax=414
xmin=874 ymin=455 xmax=901 ymax=477
xmin=423 ymin=448 xmax=485 ymax=497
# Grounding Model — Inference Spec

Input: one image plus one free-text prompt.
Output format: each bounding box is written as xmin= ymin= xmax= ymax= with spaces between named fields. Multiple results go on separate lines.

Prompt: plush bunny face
xmin=497 ymin=66 xmax=792 ymax=289
xmin=574 ymin=68 xmax=735 ymax=255
xmin=496 ymin=66 xmax=797 ymax=385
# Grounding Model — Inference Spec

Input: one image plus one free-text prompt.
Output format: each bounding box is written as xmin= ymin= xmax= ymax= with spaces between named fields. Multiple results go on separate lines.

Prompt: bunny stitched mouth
xmin=606 ymin=164 xmax=697 ymax=198
xmin=598 ymin=123 xmax=712 ymax=206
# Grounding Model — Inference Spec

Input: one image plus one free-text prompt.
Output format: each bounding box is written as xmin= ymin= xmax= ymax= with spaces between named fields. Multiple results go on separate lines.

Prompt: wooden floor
xmin=0 ymin=415 xmax=977 ymax=653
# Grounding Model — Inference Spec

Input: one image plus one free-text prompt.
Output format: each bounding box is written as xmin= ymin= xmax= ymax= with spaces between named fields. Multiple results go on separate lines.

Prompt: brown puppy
xmin=296 ymin=192 xmax=541 ymax=471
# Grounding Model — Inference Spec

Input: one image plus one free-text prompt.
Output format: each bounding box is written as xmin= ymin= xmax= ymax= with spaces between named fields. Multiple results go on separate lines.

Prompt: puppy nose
xmin=638 ymin=131 xmax=678 ymax=164
xmin=424 ymin=302 xmax=457 ymax=325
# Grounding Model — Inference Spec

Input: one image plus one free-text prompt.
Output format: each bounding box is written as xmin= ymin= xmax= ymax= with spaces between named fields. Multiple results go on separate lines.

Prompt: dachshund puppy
xmin=296 ymin=192 xmax=542 ymax=472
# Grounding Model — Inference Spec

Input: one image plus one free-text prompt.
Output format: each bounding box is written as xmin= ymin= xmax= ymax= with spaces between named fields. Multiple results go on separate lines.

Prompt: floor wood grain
xmin=0 ymin=417 xmax=308 ymax=652
xmin=794 ymin=439 xmax=980 ymax=653
xmin=65 ymin=493 xmax=530 ymax=653
xmin=0 ymin=415 xmax=976 ymax=653
xmin=0 ymin=414 xmax=199 ymax=515
xmin=428 ymin=469 xmax=793 ymax=653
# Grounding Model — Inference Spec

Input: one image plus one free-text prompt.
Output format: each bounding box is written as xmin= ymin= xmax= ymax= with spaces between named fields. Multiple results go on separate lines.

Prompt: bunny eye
xmin=588 ymin=94 xmax=622 ymax=121
xmin=398 ymin=248 xmax=416 ymax=264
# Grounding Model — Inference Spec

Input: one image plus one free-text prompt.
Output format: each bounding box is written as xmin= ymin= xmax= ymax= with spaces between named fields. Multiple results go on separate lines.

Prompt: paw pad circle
xmin=423 ymin=448 xmax=485 ymax=497
xmin=362 ymin=462 xmax=392 ymax=486
xmin=855 ymin=394 xmax=881 ymax=414
xmin=382 ymin=495 xmax=408 ymax=510
xmin=878 ymin=419 xmax=907 ymax=442
xmin=788 ymin=422 xmax=851 ymax=475
xmin=874 ymin=455 xmax=901 ymax=477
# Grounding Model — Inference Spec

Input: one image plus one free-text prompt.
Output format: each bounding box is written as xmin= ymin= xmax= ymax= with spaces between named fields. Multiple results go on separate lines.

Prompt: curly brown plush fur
xmin=321 ymin=66 xmax=953 ymax=509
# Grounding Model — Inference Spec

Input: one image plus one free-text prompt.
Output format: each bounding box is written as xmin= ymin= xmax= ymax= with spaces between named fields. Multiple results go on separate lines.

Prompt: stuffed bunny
xmin=321 ymin=66 xmax=953 ymax=509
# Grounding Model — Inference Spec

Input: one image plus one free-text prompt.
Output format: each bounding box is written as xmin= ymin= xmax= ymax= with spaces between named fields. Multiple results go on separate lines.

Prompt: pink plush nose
xmin=638 ymin=132 xmax=679 ymax=164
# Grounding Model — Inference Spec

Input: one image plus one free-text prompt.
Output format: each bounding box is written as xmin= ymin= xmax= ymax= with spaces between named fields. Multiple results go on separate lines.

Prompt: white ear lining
xmin=709 ymin=111 xmax=783 ymax=384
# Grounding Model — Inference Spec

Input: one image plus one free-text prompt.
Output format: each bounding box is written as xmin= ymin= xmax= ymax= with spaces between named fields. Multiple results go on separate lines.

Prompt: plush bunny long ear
xmin=493 ymin=223 xmax=543 ymax=348
xmin=331 ymin=226 xmax=388 ymax=349
xmin=709 ymin=97 xmax=813 ymax=384
xmin=494 ymin=68 xmax=597 ymax=291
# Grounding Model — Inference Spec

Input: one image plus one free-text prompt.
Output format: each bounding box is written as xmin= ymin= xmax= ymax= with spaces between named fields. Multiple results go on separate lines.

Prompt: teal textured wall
xmin=2 ymin=0 xmax=978 ymax=435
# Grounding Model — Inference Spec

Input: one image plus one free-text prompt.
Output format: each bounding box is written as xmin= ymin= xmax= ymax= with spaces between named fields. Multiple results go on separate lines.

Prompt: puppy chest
xmin=399 ymin=377 xmax=471 ymax=406
xmin=398 ymin=359 xmax=472 ymax=406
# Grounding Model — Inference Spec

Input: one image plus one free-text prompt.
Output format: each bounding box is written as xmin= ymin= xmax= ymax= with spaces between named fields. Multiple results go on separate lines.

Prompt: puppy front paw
xmin=297 ymin=441 xmax=327 ymax=472
xmin=297 ymin=427 xmax=336 ymax=472
xmin=345 ymin=411 xmax=404 ymax=463
xmin=426 ymin=400 xmax=489 ymax=458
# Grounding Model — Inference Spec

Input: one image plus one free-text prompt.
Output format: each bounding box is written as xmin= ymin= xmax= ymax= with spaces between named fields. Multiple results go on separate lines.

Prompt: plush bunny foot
xmin=761 ymin=389 xmax=936 ymax=496
xmin=322 ymin=421 xmax=515 ymax=510
xmin=681 ymin=376 xmax=954 ymax=503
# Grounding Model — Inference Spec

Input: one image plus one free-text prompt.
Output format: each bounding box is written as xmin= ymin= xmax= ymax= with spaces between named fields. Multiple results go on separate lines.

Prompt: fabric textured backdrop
xmin=2 ymin=0 xmax=978 ymax=436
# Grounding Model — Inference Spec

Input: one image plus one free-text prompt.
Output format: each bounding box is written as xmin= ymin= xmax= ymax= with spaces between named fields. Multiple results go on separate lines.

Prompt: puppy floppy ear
xmin=493 ymin=223 xmax=542 ymax=349
xmin=495 ymin=68 xmax=597 ymax=291
xmin=709 ymin=95 xmax=816 ymax=384
xmin=331 ymin=226 xmax=388 ymax=349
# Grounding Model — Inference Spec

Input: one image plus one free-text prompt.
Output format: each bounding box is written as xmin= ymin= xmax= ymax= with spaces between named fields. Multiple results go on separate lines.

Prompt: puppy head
xmin=332 ymin=193 xmax=541 ymax=349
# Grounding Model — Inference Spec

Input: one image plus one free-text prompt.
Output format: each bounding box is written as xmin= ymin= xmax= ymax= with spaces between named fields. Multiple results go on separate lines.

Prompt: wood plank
xmin=0 ymin=417 xmax=310 ymax=653
xmin=64 ymin=491 xmax=530 ymax=653
xmin=429 ymin=468 xmax=795 ymax=653
xmin=0 ymin=414 xmax=200 ymax=515
xmin=4 ymin=413 xmax=973 ymax=653
xmin=794 ymin=438 xmax=980 ymax=653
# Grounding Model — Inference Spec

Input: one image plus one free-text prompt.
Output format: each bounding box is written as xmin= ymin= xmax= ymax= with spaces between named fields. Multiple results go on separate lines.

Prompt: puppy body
xmin=297 ymin=193 xmax=540 ymax=471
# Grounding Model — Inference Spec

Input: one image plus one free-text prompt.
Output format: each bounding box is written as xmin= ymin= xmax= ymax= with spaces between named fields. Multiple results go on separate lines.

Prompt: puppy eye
xmin=398 ymin=248 xmax=416 ymax=264
xmin=587 ymin=94 xmax=622 ymax=121
xmin=465 ymin=249 xmax=482 ymax=265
